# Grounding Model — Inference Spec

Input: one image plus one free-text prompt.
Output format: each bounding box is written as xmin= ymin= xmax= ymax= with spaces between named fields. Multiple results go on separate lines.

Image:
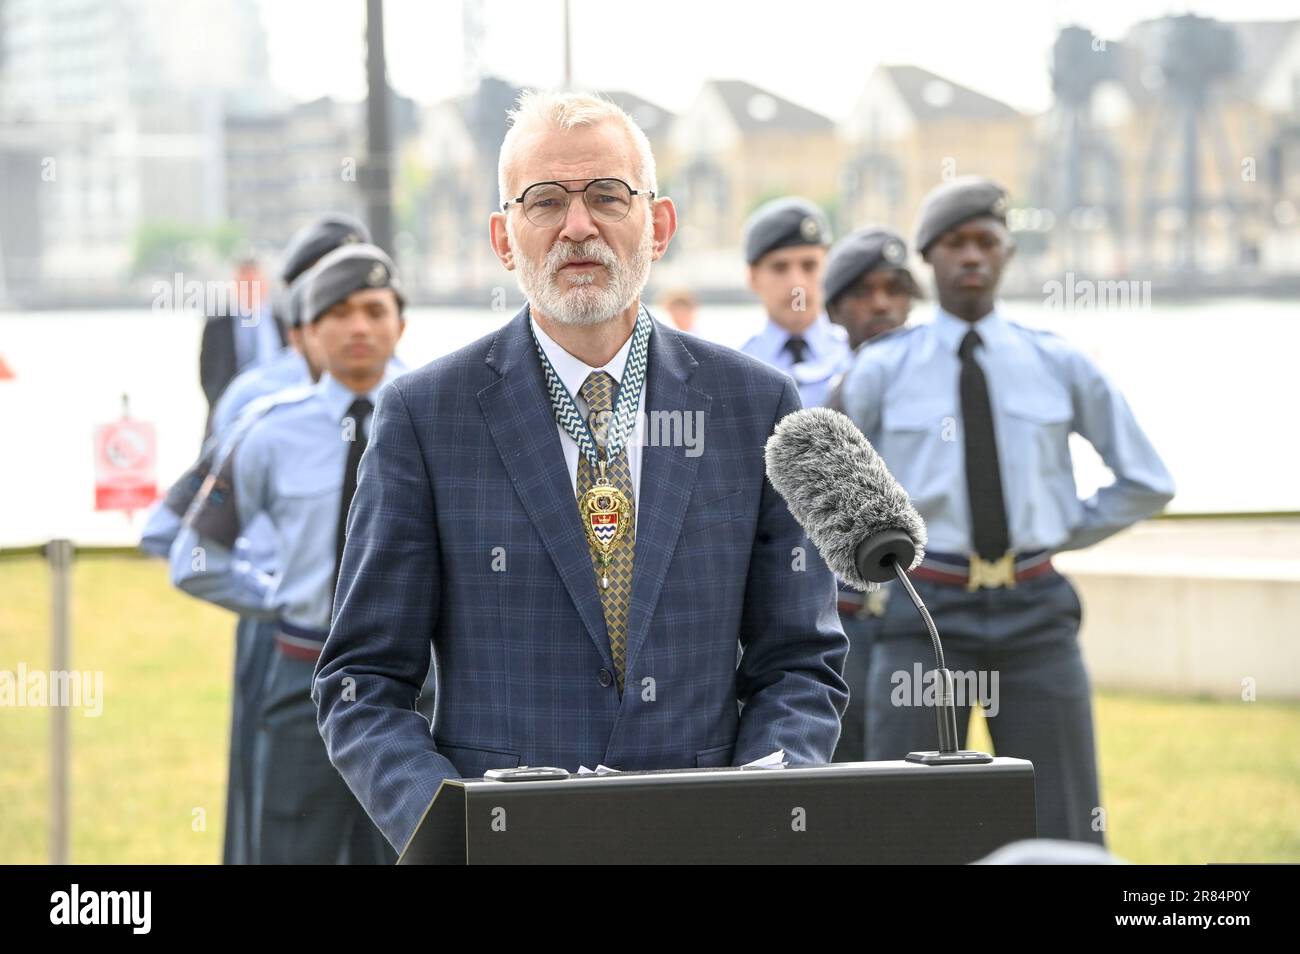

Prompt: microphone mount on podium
xmin=855 ymin=529 xmax=992 ymax=766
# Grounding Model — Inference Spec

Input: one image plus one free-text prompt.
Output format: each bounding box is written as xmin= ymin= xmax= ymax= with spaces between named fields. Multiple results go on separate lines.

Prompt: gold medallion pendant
xmin=581 ymin=461 xmax=632 ymax=588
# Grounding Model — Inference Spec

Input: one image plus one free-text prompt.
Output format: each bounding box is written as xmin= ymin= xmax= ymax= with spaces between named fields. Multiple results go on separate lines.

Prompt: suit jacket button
xmin=597 ymin=668 xmax=613 ymax=687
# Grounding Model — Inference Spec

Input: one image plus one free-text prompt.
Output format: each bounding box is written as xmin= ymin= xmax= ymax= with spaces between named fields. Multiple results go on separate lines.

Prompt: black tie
xmin=335 ymin=397 xmax=373 ymax=594
xmin=782 ymin=335 xmax=809 ymax=364
xmin=958 ymin=330 xmax=1010 ymax=561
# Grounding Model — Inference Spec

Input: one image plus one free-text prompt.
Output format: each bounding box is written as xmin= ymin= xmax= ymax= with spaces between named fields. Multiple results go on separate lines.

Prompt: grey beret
xmin=303 ymin=243 xmax=404 ymax=324
xmin=823 ymin=226 xmax=911 ymax=303
xmin=913 ymin=176 xmax=1009 ymax=255
xmin=286 ymin=276 xmax=310 ymax=328
xmin=280 ymin=213 xmax=371 ymax=285
xmin=270 ymin=289 xmax=294 ymax=333
xmin=742 ymin=197 xmax=830 ymax=265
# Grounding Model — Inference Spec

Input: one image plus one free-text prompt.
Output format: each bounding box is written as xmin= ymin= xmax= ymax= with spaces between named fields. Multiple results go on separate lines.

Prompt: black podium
xmin=398 ymin=758 xmax=1035 ymax=864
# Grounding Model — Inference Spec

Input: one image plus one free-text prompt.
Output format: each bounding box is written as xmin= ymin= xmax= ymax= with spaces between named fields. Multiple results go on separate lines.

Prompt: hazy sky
xmin=262 ymin=0 xmax=1292 ymax=118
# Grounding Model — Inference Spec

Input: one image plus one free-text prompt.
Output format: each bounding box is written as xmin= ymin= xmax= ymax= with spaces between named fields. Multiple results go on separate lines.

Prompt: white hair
xmin=497 ymin=89 xmax=658 ymax=207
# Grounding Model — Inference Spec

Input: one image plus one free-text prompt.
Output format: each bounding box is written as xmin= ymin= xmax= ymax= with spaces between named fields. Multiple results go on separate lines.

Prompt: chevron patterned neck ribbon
xmin=531 ymin=305 xmax=653 ymax=471
xmin=532 ymin=307 xmax=651 ymax=695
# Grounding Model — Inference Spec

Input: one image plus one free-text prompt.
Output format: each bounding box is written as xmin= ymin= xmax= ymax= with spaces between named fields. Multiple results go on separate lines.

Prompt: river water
xmin=1 ymin=298 xmax=1295 ymax=547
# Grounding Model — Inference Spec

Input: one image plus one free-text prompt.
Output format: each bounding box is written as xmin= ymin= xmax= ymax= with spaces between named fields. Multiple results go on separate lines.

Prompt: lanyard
xmin=531 ymin=305 xmax=652 ymax=470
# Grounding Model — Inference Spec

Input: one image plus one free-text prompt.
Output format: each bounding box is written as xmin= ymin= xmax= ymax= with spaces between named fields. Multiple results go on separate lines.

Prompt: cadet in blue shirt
xmin=199 ymin=257 xmax=283 ymax=431
xmin=841 ymin=177 xmax=1175 ymax=844
xmin=140 ymin=213 xmax=371 ymax=865
xmin=739 ymin=197 xmax=852 ymax=408
xmin=143 ymin=214 xmax=371 ymax=559
xmin=821 ymin=226 xmax=922 ymax=764
xmin=174 ymin=243 xmax=406 ymax=864
xmin=209 ymin=214 xmax=372 ymax=440
xmin=205 ymin=287 xmax=315 ymax=440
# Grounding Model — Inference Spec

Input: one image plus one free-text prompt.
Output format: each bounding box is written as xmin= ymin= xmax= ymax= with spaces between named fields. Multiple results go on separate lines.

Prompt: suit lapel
xmin=479 ymin=307 xmax=611 ymax=663
xmin=624 ymin=323 xmax=710 ymax=677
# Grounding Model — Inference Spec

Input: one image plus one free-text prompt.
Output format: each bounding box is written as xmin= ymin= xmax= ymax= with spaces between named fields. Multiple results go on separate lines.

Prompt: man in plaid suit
xmin=314 ymin=90 xmax=849 ymax=855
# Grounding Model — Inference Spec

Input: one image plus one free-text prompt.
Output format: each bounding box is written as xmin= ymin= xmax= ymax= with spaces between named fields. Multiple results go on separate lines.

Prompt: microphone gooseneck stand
xmin=889 ymin=557 xmax=991 ymax=764
xmin=854 ymin=528 xmax=993 ymax=766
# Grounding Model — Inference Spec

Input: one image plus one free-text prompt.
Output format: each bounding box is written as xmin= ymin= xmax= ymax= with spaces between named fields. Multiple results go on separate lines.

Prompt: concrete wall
xmin=1055 ymin=520 xmax=1300 ymax=700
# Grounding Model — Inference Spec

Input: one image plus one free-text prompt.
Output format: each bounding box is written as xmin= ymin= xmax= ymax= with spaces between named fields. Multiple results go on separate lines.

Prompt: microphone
xmin=765 ymin=407 xmax=991 ymax=766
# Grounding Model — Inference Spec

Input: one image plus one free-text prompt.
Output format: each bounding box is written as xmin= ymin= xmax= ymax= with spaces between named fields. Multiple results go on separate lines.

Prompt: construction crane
xmin=1138 ymin=14 xmax=1240 ymax=274
xmin=1037 ymin=25 xmax=1125 ymax=273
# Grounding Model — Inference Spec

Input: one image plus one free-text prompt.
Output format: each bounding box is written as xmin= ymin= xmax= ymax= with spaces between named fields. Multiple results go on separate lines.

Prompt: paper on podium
xmin=574 ymin=752 xmax=784 ymax=775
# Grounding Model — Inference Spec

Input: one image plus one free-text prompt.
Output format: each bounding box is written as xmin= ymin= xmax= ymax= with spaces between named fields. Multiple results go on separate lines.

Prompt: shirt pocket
xmin=881 ymin=401 xmax=951 ymax=432
xmin=879 ymin=400 xmax=955 ymax=502
xmin=1000 ymin=390 xmax=1074 ymax=478
xmin=273 ymin=466 xmax=343 ymax=501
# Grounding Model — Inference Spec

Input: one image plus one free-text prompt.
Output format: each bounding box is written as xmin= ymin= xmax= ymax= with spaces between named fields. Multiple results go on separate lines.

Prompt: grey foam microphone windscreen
xmin=764 ymin=406 xmax=927 ymax=591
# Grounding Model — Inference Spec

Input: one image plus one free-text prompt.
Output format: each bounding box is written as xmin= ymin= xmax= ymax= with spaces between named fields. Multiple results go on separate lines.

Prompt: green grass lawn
xmin=1 ymin=552 xmax=233 ymax=864
xmin=2 ymin=553 xmax=1297 ymax=864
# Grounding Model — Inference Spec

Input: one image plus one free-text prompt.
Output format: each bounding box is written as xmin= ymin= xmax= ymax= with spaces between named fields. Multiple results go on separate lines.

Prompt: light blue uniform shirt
xmin=145 ymin=352 xmax=406 ymax=560
xmin=140 ymin=502 xmax=185 ymax=558
xmin=740 ymin=312 xmax=852 ymax=409
xmin=210 ymin=347 xmax=311 ymax=439
xmin=212 ymin=349 xmax=408 ymax=439
xmin=140 ymin=388 xmax=299 ymax=561
xmin=171 ymin=367 xmax=403 ymax=631
xmin=232 ymin=303 xmax=282 ymax=376
xmin=143 ymin=348 xmax=309 ymax=559
xmin=840 ymin=305 xmax=1175 ymax=554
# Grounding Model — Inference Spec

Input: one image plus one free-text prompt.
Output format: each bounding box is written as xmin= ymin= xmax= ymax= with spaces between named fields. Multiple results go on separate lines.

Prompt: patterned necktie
xmin=782 ymin=335 xmax=809 ymax=364
xmin=575 ymin=371 xmax=636 ymax=693
xmin=958 ymin=330 xmax=1010 ymax=561
xmin=335 ymin=397 xmax=373 ymax=594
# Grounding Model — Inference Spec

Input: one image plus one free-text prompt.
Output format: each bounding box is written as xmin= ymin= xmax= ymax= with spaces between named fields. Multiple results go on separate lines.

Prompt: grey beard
xmin=513 ymin=224 xmax=654 ymax=327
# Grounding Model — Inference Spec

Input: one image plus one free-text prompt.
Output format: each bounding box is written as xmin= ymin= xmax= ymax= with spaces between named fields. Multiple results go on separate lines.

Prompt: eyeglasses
xmin=502 ymin=177 xmax=655 ymax=228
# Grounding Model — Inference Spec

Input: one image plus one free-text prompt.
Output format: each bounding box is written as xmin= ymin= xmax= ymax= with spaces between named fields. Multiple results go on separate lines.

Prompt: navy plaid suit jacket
xmin=314 ymin=306 xmax=849 ymax=852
